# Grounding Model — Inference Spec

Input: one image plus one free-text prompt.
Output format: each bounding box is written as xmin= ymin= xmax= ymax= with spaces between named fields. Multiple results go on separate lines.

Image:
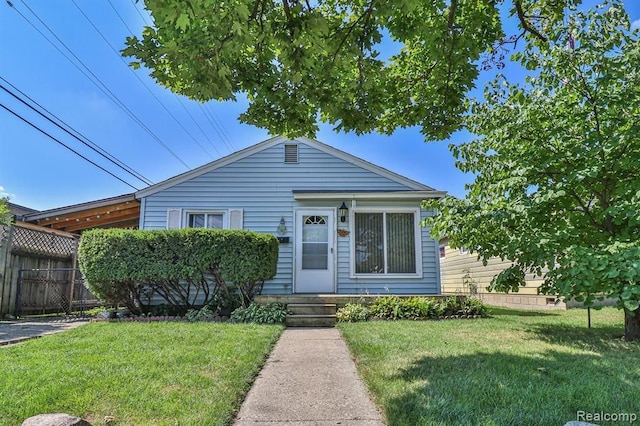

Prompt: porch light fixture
xmin=338 ymin=202 xmax=348 ymax=223
xmin=277 ymin=217 xmax=287 ymax=235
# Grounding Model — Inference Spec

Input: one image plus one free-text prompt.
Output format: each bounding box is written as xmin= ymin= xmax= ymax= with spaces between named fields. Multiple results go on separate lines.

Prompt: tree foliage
xmin=424 ymin=1 xmax=640 ymax=340
xmin=0 ymin=197 xmax=11 ymax=226
xmin=123 ymin=0 xmax=581 ymax=140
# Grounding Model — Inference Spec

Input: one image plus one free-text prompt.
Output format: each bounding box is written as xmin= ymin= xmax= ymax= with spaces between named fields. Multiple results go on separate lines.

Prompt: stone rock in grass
xmin=22 ymin=413 xmax=92 ymax=426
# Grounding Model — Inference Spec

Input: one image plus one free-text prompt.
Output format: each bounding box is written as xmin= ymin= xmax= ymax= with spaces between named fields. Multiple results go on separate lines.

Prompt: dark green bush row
xmin=78 ymin=228 xmax=279 ymax=315
xmin=336 ymin=296 xmax=487 ymax=322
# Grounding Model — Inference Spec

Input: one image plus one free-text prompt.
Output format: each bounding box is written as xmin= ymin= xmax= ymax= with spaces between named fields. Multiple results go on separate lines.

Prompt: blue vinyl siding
xmin=140 ymin=139 xmax=440 ymax=295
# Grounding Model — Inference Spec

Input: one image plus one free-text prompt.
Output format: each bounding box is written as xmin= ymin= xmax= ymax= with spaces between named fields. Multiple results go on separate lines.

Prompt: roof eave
xmin=293 ymin=190 xmax=446 ymax=200
xmin=24 ymin=193 xmax=137 ymax=221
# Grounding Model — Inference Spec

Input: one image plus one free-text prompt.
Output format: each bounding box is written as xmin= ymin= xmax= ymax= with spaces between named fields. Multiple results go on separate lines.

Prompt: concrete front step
xmin=286 ymin=314 xmax=336 ymax=327
xmin=288 ymin=303 xmax=337 ymax=316
xmin=286 ymin=303 xmax=337 ymax=327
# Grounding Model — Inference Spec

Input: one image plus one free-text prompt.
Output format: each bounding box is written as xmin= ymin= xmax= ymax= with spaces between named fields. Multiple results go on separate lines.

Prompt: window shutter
xmin=167 ymin=209 xmax=182 ymax=229
xmin=229 ymin=209 xmax=243 ymax=230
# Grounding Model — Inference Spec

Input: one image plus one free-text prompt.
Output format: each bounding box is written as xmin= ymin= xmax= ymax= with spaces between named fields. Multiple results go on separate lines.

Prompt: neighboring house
xmin=1 ymin=197 xmax=138 ymax=316
xmin=438 ymin=237 xmax=565 ymax=310
xmin=136 ymin=136 xmax=446 ymax=296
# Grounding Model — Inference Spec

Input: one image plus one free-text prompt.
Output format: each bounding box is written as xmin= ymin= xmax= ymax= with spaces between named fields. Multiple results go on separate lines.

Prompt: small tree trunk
xmin=624 ymin=308 xmax=640 ymax=342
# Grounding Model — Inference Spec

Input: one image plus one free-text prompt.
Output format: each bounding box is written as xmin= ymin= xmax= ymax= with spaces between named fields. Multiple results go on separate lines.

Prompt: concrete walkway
xmin=235 ymin=328 xmax=385 ymax=425
xmin=0 ymin=318 xmax=88 ymax=346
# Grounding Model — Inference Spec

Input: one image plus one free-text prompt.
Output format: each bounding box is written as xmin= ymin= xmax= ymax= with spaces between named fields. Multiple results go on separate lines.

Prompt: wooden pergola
xmin=23 ymin=193 xmax=140 ymax=234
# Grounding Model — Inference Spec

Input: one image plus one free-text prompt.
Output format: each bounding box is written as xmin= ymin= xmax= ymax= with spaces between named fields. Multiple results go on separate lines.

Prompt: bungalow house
xmin=135 ymin=136 xmax=445 ymax=301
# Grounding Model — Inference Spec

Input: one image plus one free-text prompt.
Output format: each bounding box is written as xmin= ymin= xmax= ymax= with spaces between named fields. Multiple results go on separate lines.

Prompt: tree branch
xmin=514 ymin=0 xmax=548 ymax=42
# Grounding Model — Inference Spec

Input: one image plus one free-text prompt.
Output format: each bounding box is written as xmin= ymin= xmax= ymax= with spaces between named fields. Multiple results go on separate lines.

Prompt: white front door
xmin=295 ymin=210 xmax=335 ymax=293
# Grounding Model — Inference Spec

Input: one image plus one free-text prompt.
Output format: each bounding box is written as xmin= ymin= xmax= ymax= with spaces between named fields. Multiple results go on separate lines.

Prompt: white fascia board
xmin=293 ymin=191 xmax=446 ymax=200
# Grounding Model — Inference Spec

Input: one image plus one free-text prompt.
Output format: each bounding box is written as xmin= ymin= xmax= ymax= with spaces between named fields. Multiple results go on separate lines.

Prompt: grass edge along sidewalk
xmin=0 ymin=322 xmax=283 ymax=426
xmin=338 ymin=306 xmax=640 ymax=426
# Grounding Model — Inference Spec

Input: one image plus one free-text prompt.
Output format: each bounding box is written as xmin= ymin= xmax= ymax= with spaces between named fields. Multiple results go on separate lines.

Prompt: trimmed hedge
xmin=78 ymin=228 xmax=279 ymax=314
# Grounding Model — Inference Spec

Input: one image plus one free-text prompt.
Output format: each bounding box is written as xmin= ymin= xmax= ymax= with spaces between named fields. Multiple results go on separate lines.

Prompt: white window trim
xmin=350 ymin=207 xmax=423 ymax=279
xmin=184 ymin=210 xmax=229 ymax=229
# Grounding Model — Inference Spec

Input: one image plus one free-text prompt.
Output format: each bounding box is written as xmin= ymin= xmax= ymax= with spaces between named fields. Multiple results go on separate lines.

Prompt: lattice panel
xmin=11 ymin=225 xmax=76 ymax=258
xmin=20 ymin=276 xmax=70 ymax=313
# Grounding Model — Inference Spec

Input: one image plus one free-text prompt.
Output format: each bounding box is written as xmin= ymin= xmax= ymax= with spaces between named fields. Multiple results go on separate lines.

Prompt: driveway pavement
xmin=0 ymin=318 xmax=89 ymax=346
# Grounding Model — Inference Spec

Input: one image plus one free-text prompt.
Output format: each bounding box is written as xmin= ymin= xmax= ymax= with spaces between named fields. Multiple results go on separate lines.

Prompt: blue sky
xmin=1 ymin=1 xmax=638 ymax=211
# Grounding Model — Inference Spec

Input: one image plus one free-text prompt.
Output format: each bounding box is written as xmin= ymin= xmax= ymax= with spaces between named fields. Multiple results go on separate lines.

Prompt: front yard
xmin=338 ymin=307 xmax=640 ymax=426
xmin=0 ymin=322 xmax=283 ymax=426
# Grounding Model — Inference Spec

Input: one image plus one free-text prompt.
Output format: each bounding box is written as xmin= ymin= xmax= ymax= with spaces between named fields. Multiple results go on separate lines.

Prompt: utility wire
xmin=0 ymin=103 xmax=140 ymax=191
xmin=174 ymin=95 xmax=223 ymax=156
xmin=0 ymin=77 xmax=153 ymax=186
xmin=109 ymin=0 xmax=235 ymax=155
xmin=72 ymin=0 xmax=216 ymax=160
xmin=202 ymin=103 xmax=238 ymax=151
xmin=8 ymin=0 xmax=191 ymax=169
xmin=127 ymin=0 xmax=153 ymax=27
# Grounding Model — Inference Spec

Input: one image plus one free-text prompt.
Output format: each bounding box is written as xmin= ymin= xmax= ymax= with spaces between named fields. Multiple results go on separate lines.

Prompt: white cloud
xmin=0 ymin=186 xmax=15 ymax=199
xmin=632 ymin=19 xmax=640 ymax=31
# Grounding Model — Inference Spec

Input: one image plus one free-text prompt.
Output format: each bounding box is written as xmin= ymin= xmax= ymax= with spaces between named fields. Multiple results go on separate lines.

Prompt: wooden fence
xmin=0 ymin=222 xmax=100 ymax=316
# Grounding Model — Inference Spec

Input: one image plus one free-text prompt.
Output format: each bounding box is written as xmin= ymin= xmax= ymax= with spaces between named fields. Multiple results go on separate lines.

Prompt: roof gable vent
xmin=284 ymin=144 xmax=298 ymax=163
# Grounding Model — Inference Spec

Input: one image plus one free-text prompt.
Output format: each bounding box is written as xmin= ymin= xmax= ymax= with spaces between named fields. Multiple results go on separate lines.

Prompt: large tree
xmin=124 ymin=0 xmax=640 ymax=340
xmin=424 ymin=2 xmax=640 ymax=340
xmin=123 ymin=0 xmax=575 ymax=140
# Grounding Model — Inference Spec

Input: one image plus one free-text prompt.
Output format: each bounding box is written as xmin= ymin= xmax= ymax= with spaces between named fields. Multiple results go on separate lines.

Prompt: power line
xmin=174 ymin=95 xmax=223 ymax=156
xmin=202 ymin=103 xmax=238 ymax=151
xmin=0 ymin=103 xmax=140 ymax=191
xmin=71 ymin=0 xmax=216 ymax=160
xmin=126 ymin=0 xmax=153 ymax=27
xmin=102 ymin=0 xmax=234 ymax=157
xmin=7 ymin=0 xmax=191 ymax=169
xmin=0 ymin=77 xmax=154 ymax=186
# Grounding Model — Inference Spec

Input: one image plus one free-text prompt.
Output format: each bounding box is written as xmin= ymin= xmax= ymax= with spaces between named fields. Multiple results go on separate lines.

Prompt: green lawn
xmin=0 ymin=322 xmax=283 ymax=426
xmin=338 ymin=307 xmax=640 ymax=426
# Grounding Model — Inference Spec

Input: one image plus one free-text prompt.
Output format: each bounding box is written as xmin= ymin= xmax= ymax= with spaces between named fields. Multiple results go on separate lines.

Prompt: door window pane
xmin=302 ymin=243 xmax=328 ymax=269
xmin=302 ymin=215 xmax=328 ymax=270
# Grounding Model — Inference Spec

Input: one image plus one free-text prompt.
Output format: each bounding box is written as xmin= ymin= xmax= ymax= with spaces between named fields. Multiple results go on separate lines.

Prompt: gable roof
xmin=135 ymin=136 xmax=439 ymax=198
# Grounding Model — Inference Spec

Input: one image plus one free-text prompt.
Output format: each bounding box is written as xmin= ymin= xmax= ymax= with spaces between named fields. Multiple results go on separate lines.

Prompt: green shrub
xmin=424 ymin=297 xmax=444 ymax=319
xmin=351 ymin=296 xmax=487 ymax=321
xmin=185 ymin=305 xmax=216 ymax=322
xmin=78 ymin=228 xmax=279 ymax=314
xmin=369 ymin=296 xmax=404 ymax=320
xmin=440 ymin=295 xmax=462 ymax=316
xmin=399 ymin=297 xmax=429 ymax=319
xmin=336 ymin=303 xmax=371 ymax=322
xmin=231 ymin=303 xmax=290 ymax=324
xmin=461 ymin=297 xmax=488 ymax=317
